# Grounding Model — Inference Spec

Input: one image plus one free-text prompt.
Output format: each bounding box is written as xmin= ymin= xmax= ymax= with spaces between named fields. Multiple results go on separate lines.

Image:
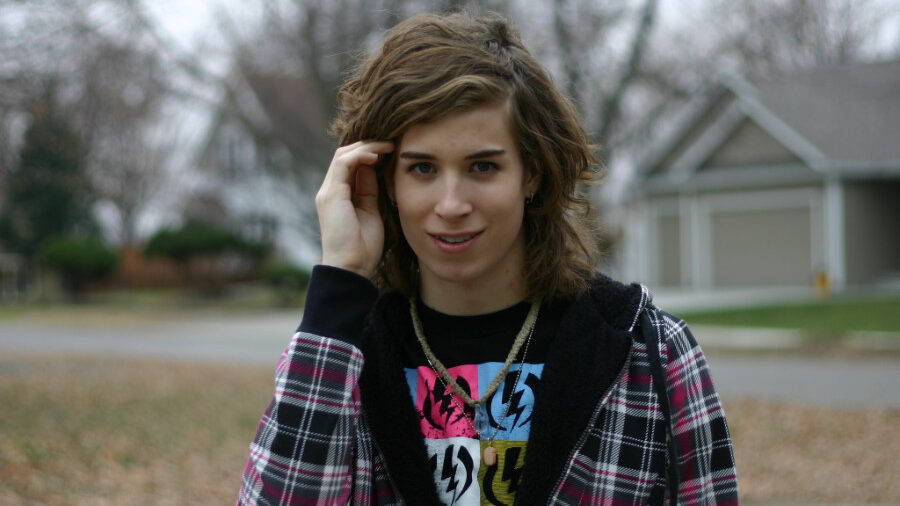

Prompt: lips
xmin=429 ymin=231 xmax=482 ymax=253
xmin=436 ymin=234 xmax=476 ymax=243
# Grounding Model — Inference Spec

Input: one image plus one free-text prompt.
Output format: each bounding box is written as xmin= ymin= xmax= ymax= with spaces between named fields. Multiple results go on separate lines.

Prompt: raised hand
xmin=315 ymin=140 xmax=395 ymax=278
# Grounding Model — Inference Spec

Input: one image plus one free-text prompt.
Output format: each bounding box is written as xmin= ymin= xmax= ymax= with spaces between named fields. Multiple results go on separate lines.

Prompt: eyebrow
xmin=398 ymin=149 xmax=506 ymax=160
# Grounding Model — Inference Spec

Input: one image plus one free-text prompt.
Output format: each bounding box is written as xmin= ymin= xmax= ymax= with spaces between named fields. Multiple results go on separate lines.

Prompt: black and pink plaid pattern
xmin=238 ymin=301 xmax=737 ymax=505
xmin=548 ymin=303 xmax=738 ymax=505
xmin=238 ymin=334 xmax=402 ymax=505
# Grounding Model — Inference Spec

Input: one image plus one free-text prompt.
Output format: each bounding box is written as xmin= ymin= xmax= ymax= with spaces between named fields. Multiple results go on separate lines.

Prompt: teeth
xmin=439 ymin=235 xmax=474 ymax=243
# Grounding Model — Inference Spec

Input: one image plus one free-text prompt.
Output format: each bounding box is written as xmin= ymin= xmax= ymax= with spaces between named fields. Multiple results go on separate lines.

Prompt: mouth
xmin=429 ymin=232 xmax=482 ymax=252
xmin=434 ymin=233 xmax=478 ymax=243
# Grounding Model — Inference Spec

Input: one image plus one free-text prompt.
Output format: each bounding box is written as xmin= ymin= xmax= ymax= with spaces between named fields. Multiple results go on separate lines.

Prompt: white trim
xmin=655 ymin=77 xmax=830 ymax=185
xmin=645 ymin=162 xmax=820 ymax=195
xmin=824 ymin=179 xmax=847 ymax=290
xmin=668 ymin=101 xmax=746 ymax=181
xmin=702 ymin=187 xmax=819 ymax=213
xmin=725 ymin=76 xmax=828 ymax=167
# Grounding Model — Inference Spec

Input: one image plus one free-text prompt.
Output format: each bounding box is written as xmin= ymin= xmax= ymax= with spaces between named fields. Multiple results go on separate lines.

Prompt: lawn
xmin=0 ymin=353 xmax=273 ymax=505
xmin=1 ymin=352 xmax=898 ymax=504
xmin=677 ymin=294 xmax=900 ymax=334
xmin=0 ymin=283 xmax=305 ymax=324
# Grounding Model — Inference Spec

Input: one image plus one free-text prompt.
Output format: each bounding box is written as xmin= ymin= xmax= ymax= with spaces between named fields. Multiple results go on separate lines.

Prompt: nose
xmin=434 ymin=175 xmax=472 ymax=220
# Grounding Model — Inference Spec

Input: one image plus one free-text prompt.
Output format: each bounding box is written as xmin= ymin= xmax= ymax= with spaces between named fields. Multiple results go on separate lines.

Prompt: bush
xmin=145 ymin=222 xmax=268 ymax=262
xmin=263 ymin=262 xmax=311 ymax=305
xmin=263 ymin=263 xmax=311 ymax=289
xmin=144 ymin=222 xmax=271 ymax=295
xmin=39 ymin=236 xmax=118 ymax=297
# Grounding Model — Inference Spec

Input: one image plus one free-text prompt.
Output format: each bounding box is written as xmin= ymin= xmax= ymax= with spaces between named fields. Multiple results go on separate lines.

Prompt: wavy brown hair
xmin=331 ymin=11 xmax=599 ymax=300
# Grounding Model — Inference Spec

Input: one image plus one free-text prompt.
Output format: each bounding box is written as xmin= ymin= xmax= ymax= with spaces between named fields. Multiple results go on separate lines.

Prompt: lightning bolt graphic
xmin=456 ymin=445 xmax=474 ymax=498
xmin=509 ymin=373 xmax=540 ymax=429
xmin=422 ymin=377 xmax=473 ymax=430
xmin=441 ymin=445 xmax=460 ymax=501
xmin=500 ymin=446 xmax=524 ymax=493
xmin=505 ymin=388 xmax=526 ymax=429
xmin=482 ymin=446 xmax=525 ymax=505
xmin=433 ymin=380 xmax=456 ymax=422
xmin=433 ymin=444 xmax=475 ymax=505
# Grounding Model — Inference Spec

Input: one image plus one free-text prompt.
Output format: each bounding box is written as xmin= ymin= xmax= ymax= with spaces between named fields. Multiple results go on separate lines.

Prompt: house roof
xmin=243 ymin=73 xmax=333 ymax=164
xmin=639 ymin=60 xmax=900 ymax=185
xmin=743 ymin=60 xmax=900 ymax=164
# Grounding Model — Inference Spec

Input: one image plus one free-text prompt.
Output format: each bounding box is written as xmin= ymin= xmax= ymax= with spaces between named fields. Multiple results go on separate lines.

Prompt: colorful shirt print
xmin=405 ymin=362 xmax=544 ymax=505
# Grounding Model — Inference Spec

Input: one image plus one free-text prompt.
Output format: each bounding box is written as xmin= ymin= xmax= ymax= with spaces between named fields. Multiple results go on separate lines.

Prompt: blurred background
xmin=1 ymin=0 xmax=898 ymax=504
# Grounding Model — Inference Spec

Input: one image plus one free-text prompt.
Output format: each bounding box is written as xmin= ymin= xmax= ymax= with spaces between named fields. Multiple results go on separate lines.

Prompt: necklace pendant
xmin=473 ymin=404 xmax=488 ymax=435
xmin=483 ymin=445 xmax=497 ymax=466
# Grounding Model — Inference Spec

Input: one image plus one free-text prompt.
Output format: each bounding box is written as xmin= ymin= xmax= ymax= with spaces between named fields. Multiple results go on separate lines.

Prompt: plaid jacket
xmin=238 ymin=275 xmax=738 ymax=505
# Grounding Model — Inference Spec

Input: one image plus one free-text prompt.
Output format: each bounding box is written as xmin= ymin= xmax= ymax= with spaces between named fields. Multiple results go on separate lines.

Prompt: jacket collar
xmin=358 ymin=273 xmax=646 ymax=505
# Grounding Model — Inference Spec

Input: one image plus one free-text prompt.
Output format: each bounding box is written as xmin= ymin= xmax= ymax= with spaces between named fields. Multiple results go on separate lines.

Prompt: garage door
xmin=711 ymin=207 xmax=811 ymax=287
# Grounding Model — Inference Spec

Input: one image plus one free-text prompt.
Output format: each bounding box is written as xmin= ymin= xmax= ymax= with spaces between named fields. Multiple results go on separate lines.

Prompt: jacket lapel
xmin=359 ymin=275 xmax=644 ymax=506
xmin=359 ymin=293 xmax=443 ymax=505
xmin=516 ymin=275 xmax=643 ymax=505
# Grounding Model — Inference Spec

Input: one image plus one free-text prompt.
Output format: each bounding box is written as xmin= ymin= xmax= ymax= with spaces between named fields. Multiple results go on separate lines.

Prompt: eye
xmin=471 ymin=161 xmax=498 ymax=173
xmin=408 ymin=162 xmax=435 ymax=175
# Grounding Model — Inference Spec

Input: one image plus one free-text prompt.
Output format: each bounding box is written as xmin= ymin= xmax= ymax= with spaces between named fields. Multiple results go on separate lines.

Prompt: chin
xmin=422 ymin=261 xmax=485 ymax=286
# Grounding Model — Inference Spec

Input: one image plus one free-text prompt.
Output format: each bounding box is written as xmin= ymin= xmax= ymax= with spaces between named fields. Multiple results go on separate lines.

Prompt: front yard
xmin=678 ymin=293 xmax=900 ymax=334
xmin=1 ymin=352 xmax=897 ymax=504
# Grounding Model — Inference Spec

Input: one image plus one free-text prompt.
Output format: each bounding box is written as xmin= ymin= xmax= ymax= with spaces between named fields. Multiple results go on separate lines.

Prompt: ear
xmin=524 ymin=167 xmax=541 ymax=197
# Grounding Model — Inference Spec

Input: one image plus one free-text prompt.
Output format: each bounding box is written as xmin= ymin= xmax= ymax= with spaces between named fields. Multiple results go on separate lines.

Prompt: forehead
xmin=398 ymin=103 xmax=516 ymax=153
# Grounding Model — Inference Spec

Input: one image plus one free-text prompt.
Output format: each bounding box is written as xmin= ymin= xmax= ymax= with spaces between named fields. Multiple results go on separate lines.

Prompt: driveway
xmin=1 ymin=311 xmax=898 ymax=408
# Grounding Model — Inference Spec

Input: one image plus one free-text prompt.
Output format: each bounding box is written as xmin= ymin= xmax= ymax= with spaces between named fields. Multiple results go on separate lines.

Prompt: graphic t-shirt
xmin=297 ymin=266 xmax=567 ymax=505
xmin=401 ymin=299 xmax=565 ymax=506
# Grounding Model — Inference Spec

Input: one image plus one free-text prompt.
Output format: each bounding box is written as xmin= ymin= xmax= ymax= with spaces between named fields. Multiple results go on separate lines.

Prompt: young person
xmin=238 ymin=12 xmax=737 ymax=506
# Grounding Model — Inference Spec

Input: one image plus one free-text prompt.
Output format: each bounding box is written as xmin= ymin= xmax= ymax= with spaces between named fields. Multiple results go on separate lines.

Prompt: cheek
xmin=393 ymin=187 xmax=424 ymax=242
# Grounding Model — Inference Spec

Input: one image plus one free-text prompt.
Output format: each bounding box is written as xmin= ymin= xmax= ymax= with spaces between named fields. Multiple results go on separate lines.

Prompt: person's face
xmin=390 ymin=102 xmax=538 ymax=292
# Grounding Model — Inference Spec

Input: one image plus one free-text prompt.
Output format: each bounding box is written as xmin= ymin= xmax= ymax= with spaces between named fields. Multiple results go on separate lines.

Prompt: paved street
xmin=1 ymin=312 xmax=898 ymax=408
xmin=705 ymin=351 xmax=900 ymax=408
xmin=0 ymin=311 xmax=298 ymax=366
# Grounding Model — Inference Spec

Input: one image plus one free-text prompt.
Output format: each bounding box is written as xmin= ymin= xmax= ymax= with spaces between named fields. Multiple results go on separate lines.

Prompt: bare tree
xmin=699 ymin=0 xmax=900 ymax=78
xmin=203 ymin=0 xmax=419 ymax=238
xmin=1 ymin=0 xmax=183 ymax=246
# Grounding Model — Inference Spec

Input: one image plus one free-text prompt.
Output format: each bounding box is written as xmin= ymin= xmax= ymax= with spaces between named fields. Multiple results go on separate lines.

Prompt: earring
xmin=525 ymin=191 xmax=534 ymax=205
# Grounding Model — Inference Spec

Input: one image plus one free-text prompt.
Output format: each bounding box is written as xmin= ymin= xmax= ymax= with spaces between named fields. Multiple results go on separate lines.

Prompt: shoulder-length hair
xmin=331 ymin=11 xmax=600 ymax=301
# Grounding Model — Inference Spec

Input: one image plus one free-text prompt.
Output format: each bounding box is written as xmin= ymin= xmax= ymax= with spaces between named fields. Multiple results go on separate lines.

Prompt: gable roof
xmin=743 ymin=60 xmax=900 ymax=164
xmin=243 ymin=73 xmax=333 ymax=164
xmin=639 ymin=60 xmax=900 ymax=183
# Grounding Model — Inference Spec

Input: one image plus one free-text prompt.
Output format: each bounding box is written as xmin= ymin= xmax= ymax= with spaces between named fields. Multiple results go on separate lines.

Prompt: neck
xmin=419 ymin=269 xmax=528 ymax=315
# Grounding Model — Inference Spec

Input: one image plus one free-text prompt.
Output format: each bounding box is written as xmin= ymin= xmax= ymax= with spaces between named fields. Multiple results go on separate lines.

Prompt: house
xmin=194 ymin=65 xmax=335 ymax=266
xmin=623 ymin=60 xmax=900 ymax=292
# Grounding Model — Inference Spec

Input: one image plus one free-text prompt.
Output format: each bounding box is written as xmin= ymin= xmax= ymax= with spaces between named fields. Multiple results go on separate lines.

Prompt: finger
xmin=354 ymin=164 xmax=379 ymax=214
xmin=322 ymin=141 xmax=394 ymax=188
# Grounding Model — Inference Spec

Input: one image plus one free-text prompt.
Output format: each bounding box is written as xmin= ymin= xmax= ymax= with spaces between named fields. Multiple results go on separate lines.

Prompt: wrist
xmin=320 ymin=256 xmax=373 ymax=279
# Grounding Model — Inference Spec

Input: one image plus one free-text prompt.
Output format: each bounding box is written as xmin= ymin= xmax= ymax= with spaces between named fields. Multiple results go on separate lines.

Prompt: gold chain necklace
xmin=409 ymin=298 xmax=540 ymax=465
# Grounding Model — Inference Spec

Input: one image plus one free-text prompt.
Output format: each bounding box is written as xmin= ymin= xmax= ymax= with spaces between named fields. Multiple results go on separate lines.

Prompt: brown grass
xmin=0 ymin=352 xmax=897 ymax=504
xmin=0 ymin=353 xmax=272 ymax=505
xmin=725 ymin=398 xmax=900 ymax=504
